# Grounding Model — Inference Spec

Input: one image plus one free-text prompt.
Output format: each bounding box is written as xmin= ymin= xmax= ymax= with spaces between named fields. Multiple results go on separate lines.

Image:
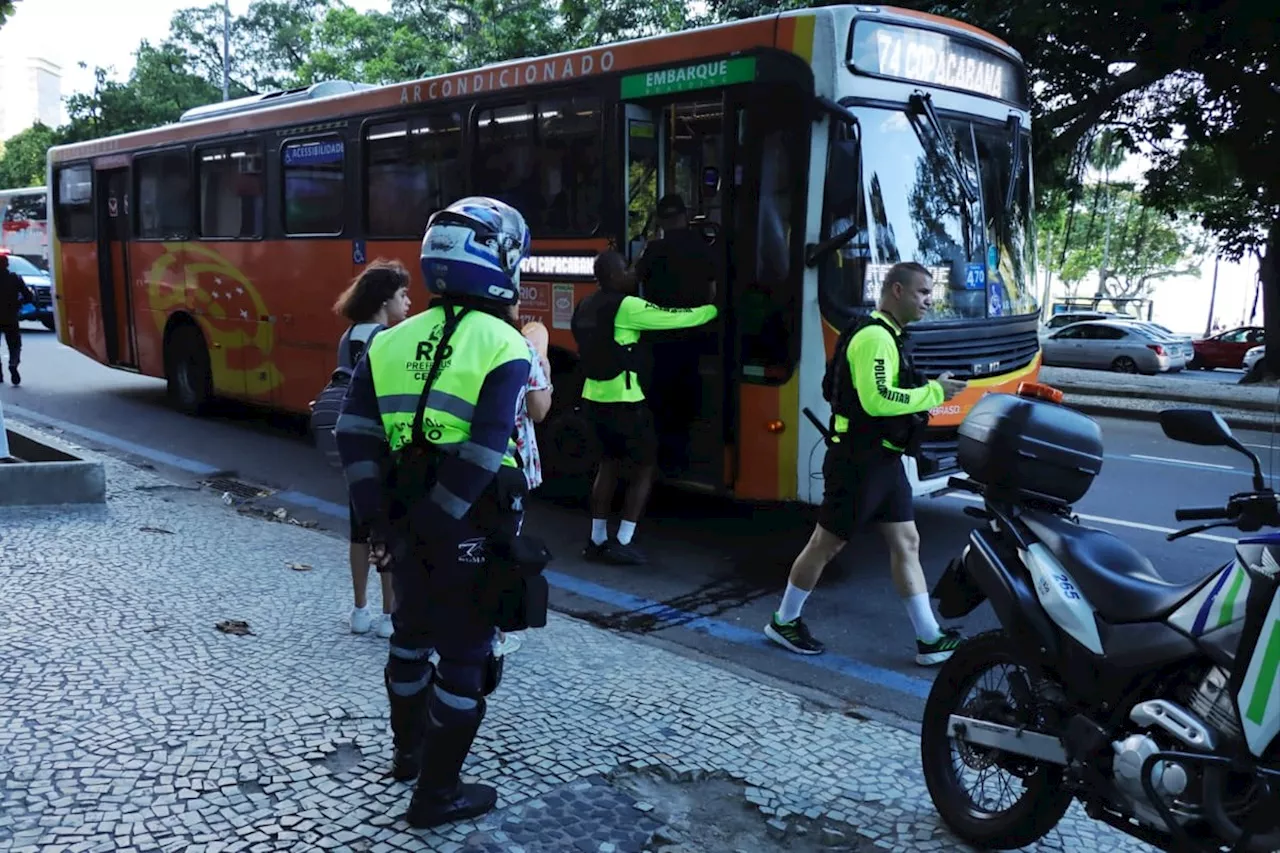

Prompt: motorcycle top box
xmin=957 ymin=389 xmax=1104 ymax=504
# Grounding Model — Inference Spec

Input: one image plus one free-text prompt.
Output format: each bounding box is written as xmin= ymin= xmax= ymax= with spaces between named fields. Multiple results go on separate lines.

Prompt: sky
xmin=0 ymin=1 xmax=1260 ymax=336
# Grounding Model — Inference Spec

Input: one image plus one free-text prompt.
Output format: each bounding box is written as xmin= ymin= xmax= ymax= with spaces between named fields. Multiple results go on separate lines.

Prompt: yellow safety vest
xmin=367 ymin=305 xmax=529 ymax=467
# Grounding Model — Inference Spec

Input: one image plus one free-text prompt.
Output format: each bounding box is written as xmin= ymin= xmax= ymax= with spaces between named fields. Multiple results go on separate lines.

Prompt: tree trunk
xmin=1263 ymin=219 xmax=1279 ymax=376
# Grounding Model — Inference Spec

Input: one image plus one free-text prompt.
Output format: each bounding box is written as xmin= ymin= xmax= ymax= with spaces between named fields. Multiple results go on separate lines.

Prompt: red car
xmin=1190 ymin=326 xmax=1265 ymax=369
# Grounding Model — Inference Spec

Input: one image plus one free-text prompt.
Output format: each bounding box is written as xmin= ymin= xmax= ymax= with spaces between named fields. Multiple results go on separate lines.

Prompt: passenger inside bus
xmin=633 ymin=194 xmax=720 ymax=472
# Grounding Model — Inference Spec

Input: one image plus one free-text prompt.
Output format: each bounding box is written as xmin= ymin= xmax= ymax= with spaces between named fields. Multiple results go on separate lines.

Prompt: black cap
xmin=656 ymin=193 xmax=686 ymax=218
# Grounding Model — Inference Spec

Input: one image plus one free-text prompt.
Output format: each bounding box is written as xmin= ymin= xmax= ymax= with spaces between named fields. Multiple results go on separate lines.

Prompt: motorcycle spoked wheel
xmin=921 ymin=630 xmax=1075 ymax=850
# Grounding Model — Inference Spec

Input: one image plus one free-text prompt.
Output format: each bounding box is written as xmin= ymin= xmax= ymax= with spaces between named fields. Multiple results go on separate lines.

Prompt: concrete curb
xmin=0 ymin=421 xmax=106 ymax=506
xmin=1063 ymin=398 xmax=1280 ymax=433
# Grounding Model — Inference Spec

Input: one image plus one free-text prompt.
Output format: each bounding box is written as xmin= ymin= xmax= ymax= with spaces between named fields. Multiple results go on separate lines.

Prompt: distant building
xmin=0 ymin=55 xmax=62 ymax=142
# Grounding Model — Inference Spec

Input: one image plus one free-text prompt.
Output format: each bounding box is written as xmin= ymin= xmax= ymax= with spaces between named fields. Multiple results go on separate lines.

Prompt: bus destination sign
xmin=621 ymin=57 xmax=756 ymax=99
xmin=849 ymin=21 xmax=1026 ymax=104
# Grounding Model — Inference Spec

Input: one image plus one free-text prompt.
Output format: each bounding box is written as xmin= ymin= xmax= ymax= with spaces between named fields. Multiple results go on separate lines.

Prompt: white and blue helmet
xmin=420 ymin=197 xmax=531 ymax=305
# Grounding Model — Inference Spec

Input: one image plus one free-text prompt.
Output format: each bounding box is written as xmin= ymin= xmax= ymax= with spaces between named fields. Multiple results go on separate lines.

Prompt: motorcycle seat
xmin=1020 ymin=510 xmax=1205 ymax=624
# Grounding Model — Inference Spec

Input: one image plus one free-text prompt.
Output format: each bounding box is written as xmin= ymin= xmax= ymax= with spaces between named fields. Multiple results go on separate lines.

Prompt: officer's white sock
xmin=776 ymin=582 xmax=810 ymax=624
xmin=591 ymin=519 xmax=608 ymax=546
xmin=617 ymin=520 xmax=637 ymax=546
xmin=905 ymin=593 xmax=942 ymax=642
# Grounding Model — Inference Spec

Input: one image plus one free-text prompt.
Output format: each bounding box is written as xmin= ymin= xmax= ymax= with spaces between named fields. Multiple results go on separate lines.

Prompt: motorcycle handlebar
xmin=1175 ymin=506 xmax=1233 ymax=522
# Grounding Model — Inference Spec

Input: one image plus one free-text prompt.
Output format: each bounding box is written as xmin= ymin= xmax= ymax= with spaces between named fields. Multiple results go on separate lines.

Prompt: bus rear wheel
xmin=166 ymin=324 xmax=212 ymax=415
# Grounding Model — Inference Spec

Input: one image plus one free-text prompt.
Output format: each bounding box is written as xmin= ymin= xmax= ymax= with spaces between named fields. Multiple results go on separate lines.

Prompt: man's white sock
xmin=617 ymin=520 xmax=637 ymax=545
xmin=591 ymin=519 xmax=608 ymax=546
xmin=905 ymin=593 xmax=942 ymax=642
xmin=777 ymin=582 xmax=811 ymax=624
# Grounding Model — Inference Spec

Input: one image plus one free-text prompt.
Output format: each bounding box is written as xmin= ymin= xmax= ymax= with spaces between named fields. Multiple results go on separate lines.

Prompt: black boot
xmin=405 ymin=718 xmax=496 ymax=829
xmin=386 ymin=671 xmax=429 ymax=782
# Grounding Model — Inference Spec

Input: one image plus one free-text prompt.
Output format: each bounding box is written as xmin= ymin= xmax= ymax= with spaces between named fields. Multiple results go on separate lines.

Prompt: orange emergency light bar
xmin=1016 ymin=381 xmax=1065 ymax=404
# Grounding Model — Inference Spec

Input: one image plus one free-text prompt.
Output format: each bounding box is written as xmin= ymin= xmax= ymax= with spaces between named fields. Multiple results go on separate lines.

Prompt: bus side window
xmin=136 ymin=150 xmax=192 ymax=241
xmin=197 ymin=141 xmax=264 ymax=239
xmin=55 ymin=165 xmax=94 ymax=241
xmin=473 ymin=94 xmax=603 ymax=236
xmin=282 ymin=137 xmax=345 ymax=236
xmin=365 ymin=112 xmax=463 ymax=239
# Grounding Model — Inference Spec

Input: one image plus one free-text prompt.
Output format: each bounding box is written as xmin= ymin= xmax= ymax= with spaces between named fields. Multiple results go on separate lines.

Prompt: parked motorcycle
xmin=922 ymin=382 xmax=1280 ymax=852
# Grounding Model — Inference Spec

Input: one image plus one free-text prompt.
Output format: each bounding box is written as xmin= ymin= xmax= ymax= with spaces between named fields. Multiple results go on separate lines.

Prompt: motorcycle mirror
xmin=1159 ymin=408 xmax=1234 ymax=447
xmin=1161 ymin=408 xmax=1267 ymax=490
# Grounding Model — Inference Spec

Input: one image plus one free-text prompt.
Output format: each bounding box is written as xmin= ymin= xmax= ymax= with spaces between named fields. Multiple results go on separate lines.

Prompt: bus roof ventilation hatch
xmin=178 ymin=80 xmax=376 ymax=124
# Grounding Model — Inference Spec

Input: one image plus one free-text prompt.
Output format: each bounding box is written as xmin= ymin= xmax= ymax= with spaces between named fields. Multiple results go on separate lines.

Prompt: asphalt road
xmin=7 ymin=325 xmax=1280 ymax=728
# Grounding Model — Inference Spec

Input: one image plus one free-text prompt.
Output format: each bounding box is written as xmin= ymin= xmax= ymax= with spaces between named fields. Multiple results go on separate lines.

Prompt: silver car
xmin=1112 ymin=320 xmax=1195 ymax=362
xmin=1042 ymin=320 xmax=1189 ymax=374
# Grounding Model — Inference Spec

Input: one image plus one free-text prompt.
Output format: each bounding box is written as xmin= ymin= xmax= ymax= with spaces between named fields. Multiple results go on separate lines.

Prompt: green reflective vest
xmin=367 ymin=305 xmax=530 ymax=466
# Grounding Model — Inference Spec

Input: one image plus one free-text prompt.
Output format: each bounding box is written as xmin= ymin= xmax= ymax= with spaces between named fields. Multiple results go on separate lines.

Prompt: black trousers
xmin=1 ymin=324 xmax=20 ymax=369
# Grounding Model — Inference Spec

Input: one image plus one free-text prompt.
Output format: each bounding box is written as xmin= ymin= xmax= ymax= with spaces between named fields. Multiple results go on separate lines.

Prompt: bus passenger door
xmin=725 ymin=87 xmax=807 ymax=501
xmin=621 ymin=95 xmax=730 ymax=490
xmin=96 ymin=168 xmax=137 ymax=368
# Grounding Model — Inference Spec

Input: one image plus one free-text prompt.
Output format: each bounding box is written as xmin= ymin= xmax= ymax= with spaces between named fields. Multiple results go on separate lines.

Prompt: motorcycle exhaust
xmin=947 ymin=714 xmax=1069 ymax=765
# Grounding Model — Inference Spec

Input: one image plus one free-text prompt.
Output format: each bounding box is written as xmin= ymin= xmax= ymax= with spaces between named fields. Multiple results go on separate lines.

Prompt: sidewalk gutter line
xmin=4 ymin=403 xmax=222 ymax=476
xmin=5 ymin=403 xmax=934 ymax=701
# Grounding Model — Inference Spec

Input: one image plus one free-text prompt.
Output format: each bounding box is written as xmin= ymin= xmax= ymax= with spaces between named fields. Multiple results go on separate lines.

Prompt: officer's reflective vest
xmin=366 ymin=305 xmax=528 ymax=466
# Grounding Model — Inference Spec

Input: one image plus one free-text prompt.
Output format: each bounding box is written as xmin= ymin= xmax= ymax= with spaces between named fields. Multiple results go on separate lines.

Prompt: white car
xmin=1244 ymin=345 xmax=1265 ymax=372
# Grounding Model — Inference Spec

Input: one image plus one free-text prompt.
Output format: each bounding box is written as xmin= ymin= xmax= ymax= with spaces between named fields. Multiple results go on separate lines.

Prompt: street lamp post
xmin=222 ymin=0 xmax=231 ymax=101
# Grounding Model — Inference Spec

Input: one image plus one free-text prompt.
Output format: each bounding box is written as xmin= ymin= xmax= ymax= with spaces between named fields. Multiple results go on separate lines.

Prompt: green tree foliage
xmin=0 ymin=0 xmax=18 ymax=29
xmin=0 ymin=122 xmax=56 ymax=187
xmin=1040 ymin=182 xmax=1205 ymax=301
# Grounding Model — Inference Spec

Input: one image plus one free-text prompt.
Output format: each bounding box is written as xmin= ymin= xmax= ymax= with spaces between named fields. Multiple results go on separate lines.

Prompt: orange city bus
xmin=46 ymin=4 xmax=1040 ymax=505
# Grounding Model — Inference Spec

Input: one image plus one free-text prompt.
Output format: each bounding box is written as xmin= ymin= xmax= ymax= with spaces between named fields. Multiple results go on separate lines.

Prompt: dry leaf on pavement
xmin=215 ymin=620 xmax=254 ymax=636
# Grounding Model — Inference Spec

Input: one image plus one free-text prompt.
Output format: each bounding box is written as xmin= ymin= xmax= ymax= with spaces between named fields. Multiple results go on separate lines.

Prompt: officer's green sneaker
xmin=764 ymin=613 xmax=825 ymax=655
xmin=916 ymin=627 xmax=964 ymax=666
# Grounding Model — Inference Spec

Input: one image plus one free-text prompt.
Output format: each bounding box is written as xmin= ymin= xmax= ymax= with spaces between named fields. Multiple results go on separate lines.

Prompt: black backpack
xmin=821 ymin=316 xmax=867 ymax=413
xmin=571 ymin=290 xmax=634 ymax=382
xmin=311 ymin=325 xmax=379 ymax=469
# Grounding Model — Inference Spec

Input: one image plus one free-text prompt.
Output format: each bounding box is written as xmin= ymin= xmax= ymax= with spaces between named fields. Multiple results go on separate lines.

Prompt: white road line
xmin=1130 ymin=454 xmax=1238 ymax=470
xmin=1243 ymin=442 xmax=1279 ymax=451
xmin=944 ymin=493 xmax=1239 ymax=544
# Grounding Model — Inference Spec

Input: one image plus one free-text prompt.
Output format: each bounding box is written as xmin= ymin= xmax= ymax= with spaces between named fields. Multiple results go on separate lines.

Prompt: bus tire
xmin=166 ymin=324 xmax=213 ymax=416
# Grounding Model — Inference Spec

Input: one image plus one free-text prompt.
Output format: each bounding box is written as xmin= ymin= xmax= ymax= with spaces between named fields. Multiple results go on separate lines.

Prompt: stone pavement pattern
xmin=0 ymin=427 xmax=1157 ymax=852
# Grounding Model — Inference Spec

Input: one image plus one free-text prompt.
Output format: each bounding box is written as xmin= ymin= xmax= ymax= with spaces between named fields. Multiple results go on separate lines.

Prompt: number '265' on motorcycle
xmin=922 ymin=381 xmax=1280 ymax=853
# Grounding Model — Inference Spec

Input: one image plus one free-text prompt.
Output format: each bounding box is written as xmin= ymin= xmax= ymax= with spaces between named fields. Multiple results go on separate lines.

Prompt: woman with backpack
xmin=332 ymin=260 xmax=412 ymax=638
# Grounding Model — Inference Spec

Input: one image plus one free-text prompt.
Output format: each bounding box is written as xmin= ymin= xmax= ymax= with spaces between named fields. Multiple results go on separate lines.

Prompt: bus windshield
xmin=821 ymin=104 xmax=1036 ymax=323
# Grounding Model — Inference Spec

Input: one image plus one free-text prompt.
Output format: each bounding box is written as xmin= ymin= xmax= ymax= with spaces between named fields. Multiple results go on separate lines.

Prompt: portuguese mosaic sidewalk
xmin=0 ymin=424 xmax=1155 ymax=853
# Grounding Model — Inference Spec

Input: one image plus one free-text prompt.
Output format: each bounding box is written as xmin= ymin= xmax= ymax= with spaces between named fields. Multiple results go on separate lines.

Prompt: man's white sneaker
xmin=350 ymin=606 xmax=373 ymax=634
xmin=375 ymin=613 xmax=394 ymax=639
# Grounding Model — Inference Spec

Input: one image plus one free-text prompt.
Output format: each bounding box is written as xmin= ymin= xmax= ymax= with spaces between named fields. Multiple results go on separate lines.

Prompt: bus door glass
xmin=623 ymin=104 xmax=658 ymax=265
xmin=96 ymin=167 xmax=137 ymax=367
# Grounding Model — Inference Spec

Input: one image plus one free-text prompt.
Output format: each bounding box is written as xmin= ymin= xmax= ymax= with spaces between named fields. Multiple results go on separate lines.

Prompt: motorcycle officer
xmin=335 ymin=197 xmax=537 ymax=828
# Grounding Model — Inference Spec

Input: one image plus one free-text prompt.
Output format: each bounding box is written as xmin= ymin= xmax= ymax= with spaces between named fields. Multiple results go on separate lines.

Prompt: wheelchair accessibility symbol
xmin=352 ymin=240 xmax=366 ymax=265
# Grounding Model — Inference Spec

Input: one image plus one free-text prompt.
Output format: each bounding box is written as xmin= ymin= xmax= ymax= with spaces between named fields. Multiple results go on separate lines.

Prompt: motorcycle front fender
xmin=965 ymin=528 xmax=1060 ymax=666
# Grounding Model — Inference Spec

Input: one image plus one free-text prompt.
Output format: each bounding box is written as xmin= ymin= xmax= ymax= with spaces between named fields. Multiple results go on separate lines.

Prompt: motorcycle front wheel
xmin=920 ymin=630 xmax=1075 ymax=849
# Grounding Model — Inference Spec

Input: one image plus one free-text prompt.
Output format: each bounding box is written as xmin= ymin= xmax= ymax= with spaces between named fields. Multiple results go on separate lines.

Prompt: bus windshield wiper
xmin=906 ymin=92 xmax=978 ymax=207
xmin=1004 ymin=112 xmax=1024 ymax=214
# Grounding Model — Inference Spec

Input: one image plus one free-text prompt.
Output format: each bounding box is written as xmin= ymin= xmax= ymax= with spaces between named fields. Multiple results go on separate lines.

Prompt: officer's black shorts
xmin=583 ymin=401 xmax=657 ymax=467
xmin=817 ymin=445 xmax=914 ymax=540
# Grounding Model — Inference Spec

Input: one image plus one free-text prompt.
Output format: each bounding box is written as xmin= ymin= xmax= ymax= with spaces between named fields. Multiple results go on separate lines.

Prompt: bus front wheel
xmin=166 ymin=324 xmax=212 ymax=415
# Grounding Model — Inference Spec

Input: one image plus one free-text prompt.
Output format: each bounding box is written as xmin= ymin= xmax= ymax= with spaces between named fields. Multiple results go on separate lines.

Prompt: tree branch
xmin=1039 ymin=63 xmax=1174 ymax=162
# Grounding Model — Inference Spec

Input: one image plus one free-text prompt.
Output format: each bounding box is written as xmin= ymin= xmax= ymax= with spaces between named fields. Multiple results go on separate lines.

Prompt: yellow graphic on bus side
xmin=145 ymin=243 xmax=284 ymax=396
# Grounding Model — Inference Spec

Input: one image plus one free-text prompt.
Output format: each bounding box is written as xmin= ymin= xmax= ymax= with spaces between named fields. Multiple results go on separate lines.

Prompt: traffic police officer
xmin=335 ymin=197 xmax=536 ymax=828
xmin=763 ymin=262 xmax=969 ymax=665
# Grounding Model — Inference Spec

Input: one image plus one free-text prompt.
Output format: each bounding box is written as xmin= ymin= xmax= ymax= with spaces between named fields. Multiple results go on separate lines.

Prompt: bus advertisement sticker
xmin=552 ymin=283 xmax=575 ymax=329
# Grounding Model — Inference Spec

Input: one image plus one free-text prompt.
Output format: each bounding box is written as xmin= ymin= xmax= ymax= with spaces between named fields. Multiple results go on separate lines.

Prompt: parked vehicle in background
xmin=1039 ymin=310 xmax=1119 ymax=340
xmin=1041 ymin=319 xmax=1188 ymax=374
xmin=1112 ymin=319 xmax=1194 ymax=361
xmin=1243 ymin=344 xmax=1265 ymax=372
xmin=0 ymin=250 xmax=53 ymax=330
xmin=1189 ymin=325 xmax=1264 ymax=369
xmin=0 ymin=186 xmax=49 ymax=270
